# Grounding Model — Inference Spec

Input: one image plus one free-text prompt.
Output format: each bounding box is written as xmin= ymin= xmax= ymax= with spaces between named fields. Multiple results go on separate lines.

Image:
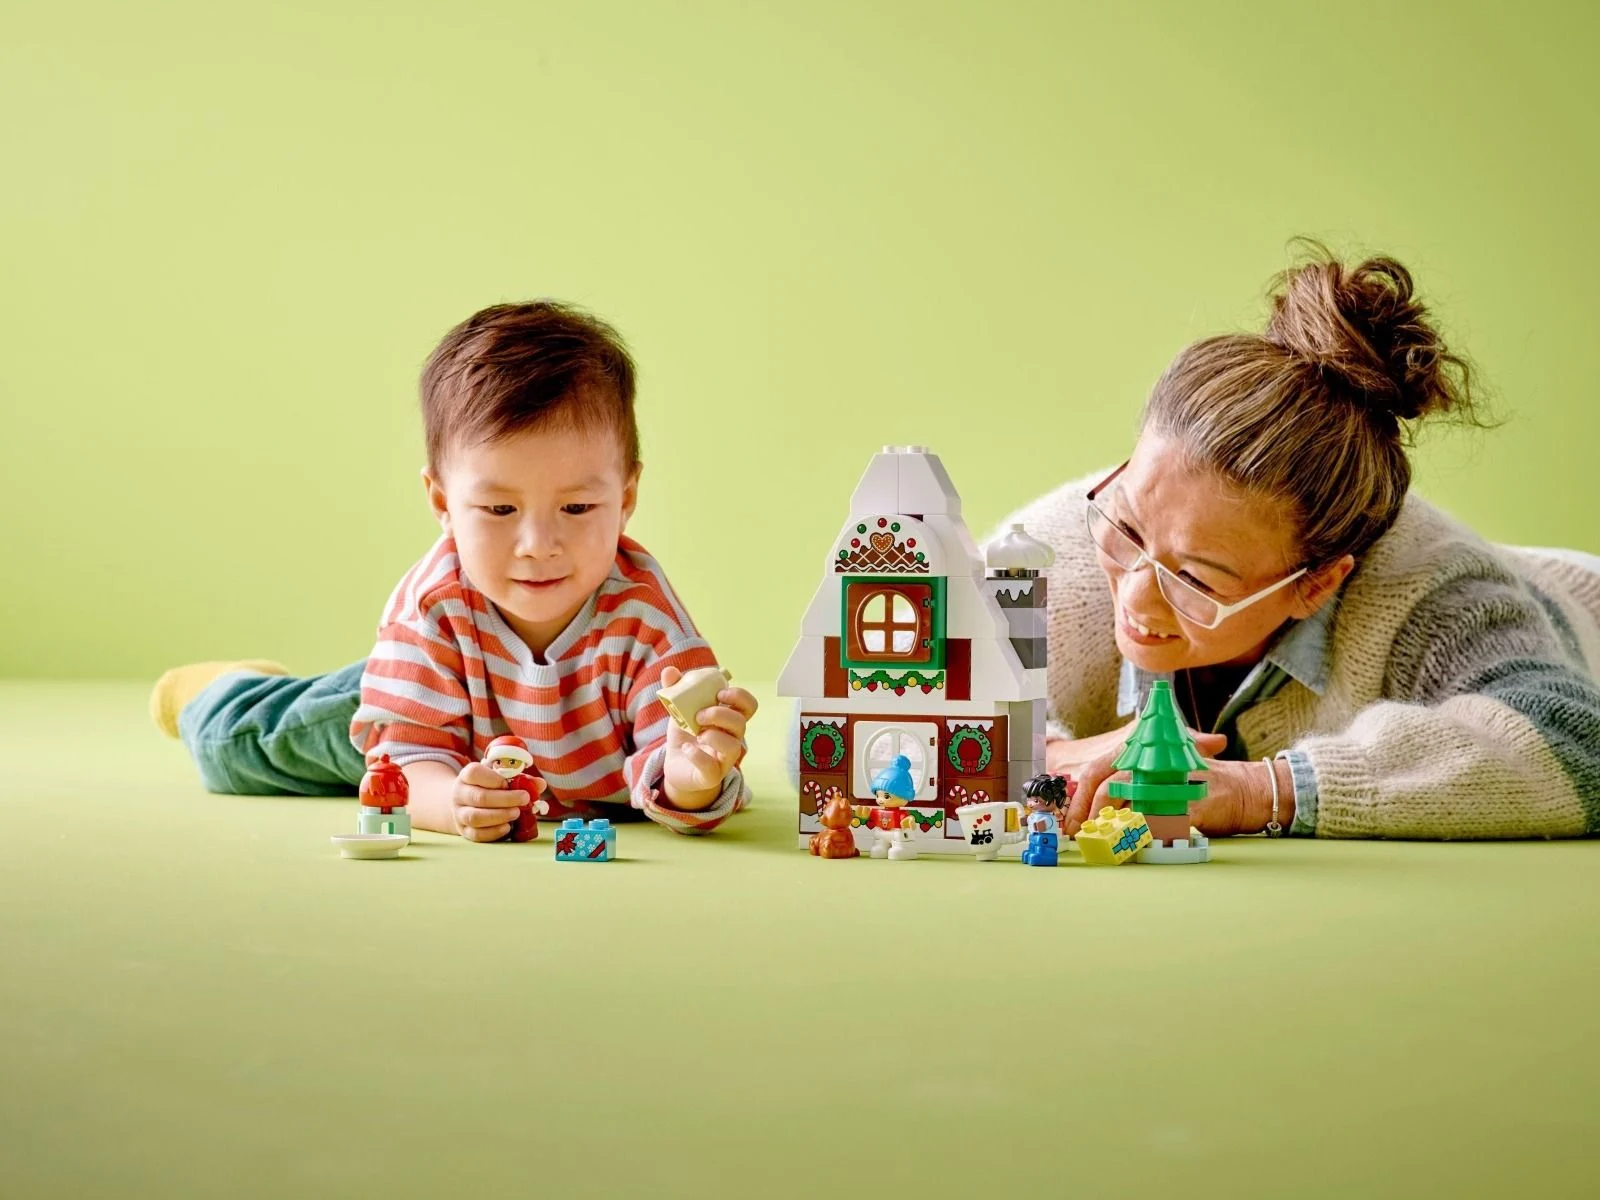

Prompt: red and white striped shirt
xmin=349 ymin=534 xmax=748 ymax=834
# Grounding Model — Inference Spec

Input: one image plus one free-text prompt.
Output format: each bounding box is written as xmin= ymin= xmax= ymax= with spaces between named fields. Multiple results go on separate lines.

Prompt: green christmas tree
xmin=1108 ymin=680 xmax=1208 ymax=815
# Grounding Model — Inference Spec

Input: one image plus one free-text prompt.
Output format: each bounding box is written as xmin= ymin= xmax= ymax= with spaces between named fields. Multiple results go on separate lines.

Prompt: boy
xmin=152 ymin=302 xmax=755 ymax=838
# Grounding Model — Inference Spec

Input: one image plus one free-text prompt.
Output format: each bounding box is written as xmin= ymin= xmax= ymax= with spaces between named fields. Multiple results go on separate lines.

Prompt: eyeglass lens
xmin=1086 ymin=503 xmax=1221 ymax=626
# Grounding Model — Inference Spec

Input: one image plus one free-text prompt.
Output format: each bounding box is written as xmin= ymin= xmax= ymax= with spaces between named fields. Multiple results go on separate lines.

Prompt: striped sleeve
xmin=1296 ymin=562 xmax=1600 ymax=839
xmin=609 ymin=542 xmax=751 ymax=833
xmin=632 ymin=744 xmax=750 ymax=834
xmin=349 ymin=557 xmax=475 ymax=771
xmin=625 ymin=641 xmax=750 ymax=834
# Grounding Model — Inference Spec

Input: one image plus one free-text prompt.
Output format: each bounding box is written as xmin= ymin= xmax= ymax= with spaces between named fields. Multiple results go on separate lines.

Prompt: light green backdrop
xmin=4 ymin=1 xmax=1596 ymax=681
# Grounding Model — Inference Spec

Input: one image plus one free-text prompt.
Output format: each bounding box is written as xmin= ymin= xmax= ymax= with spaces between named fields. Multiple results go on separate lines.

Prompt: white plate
xmin=331 ymin=833 xmax=408 ymax=860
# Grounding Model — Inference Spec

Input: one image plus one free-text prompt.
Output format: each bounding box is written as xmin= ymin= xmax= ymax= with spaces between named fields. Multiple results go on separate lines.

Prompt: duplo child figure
xmin=864 ymin=755 xmax=919 ymax=861
xmin=151 ymin=302 xmax=757 ymax=838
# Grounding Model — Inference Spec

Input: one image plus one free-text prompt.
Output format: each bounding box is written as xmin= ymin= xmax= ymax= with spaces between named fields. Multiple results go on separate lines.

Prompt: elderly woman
xmin=1012 ymin=248 xmax=1600 ymax=840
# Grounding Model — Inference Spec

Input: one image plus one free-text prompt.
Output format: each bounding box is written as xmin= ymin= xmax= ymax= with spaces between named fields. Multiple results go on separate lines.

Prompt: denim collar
xmin=1261 ymin=593 xmax=1337 ymax=696
xmin=1119 ymin=594 xmax=1338 ymax=718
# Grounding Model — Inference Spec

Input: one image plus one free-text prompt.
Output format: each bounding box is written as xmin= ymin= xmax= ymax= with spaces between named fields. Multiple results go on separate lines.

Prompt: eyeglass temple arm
xmin=1086 ymin=459 xmax=1131 ymax=501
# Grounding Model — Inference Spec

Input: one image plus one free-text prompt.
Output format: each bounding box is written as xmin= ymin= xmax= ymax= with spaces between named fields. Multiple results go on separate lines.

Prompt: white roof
xmin=777 ymin=445 xmax=1044 ymax=705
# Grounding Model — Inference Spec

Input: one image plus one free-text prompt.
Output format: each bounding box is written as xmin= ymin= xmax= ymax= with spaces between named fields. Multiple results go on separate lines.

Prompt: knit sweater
xmin=1003 ymin=472 xmax=1600 ymax=840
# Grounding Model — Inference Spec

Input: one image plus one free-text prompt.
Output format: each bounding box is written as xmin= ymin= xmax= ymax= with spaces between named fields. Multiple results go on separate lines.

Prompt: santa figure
xmin=482 ymin=735 xmax=550 ymax=842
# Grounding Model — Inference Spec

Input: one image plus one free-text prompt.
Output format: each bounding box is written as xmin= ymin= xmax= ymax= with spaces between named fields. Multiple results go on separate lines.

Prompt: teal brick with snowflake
xmin=554 ymin=818 xmax=617 ymax=862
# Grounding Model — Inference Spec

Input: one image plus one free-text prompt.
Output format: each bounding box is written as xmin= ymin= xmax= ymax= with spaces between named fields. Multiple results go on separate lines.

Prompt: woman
xmin=1015 ymin=246 xmax=1600 ymax=840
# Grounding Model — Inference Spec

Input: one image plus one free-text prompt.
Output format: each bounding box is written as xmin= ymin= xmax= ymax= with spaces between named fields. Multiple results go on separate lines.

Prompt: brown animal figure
xmin=809 ymin=790 xmax=860 ymax=859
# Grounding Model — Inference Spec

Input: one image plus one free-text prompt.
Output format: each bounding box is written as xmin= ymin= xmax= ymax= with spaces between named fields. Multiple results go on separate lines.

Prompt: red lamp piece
xmin=359 ymin=754 xmax=410 ymax=813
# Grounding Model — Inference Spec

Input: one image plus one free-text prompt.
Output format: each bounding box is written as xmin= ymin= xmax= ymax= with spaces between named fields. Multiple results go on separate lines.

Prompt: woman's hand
xmin=1052 ymin=725 xmax=1229 ymax=834
xmin=1186 ymin=757 xmax=1296 ymax=835
xmin=1057 ymin=748 xmax=1295 ymax=837
xmin=1044 ymin=719 xmax=1138 ymax=778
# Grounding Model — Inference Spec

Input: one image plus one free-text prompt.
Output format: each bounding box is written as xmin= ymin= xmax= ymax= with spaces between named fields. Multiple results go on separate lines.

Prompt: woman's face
xmin=1094 ymin=431 xmax=1349 ymax=673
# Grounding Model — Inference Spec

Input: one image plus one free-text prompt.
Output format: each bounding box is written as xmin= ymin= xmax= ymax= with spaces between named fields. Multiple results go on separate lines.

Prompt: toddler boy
xmin=152 ymin=302 xmax=755 ymax=838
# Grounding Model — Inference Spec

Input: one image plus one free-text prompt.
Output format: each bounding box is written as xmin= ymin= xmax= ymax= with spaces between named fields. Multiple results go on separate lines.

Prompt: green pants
xmin=179 ymin=663 xmax=367 ymax=795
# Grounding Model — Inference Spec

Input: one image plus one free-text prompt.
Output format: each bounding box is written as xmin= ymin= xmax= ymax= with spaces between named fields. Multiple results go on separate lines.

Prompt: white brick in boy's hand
xmin=659 ymin=664 xmax=758 ymax=811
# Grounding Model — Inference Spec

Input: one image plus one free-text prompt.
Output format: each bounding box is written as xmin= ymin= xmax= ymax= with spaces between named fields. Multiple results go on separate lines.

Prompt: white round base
xmin=331 ymin=833 xmax=408 ymax=860
xmin=1135 ymin=831 xmax=1211 ymax=865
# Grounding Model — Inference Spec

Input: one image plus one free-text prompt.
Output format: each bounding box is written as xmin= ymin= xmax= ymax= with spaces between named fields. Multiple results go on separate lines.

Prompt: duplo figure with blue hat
xmin=865 ymin=754 xmax=920 ymax=862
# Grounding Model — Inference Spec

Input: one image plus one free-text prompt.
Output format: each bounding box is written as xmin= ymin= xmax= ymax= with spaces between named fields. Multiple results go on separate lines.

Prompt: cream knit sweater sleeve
xmin=1279 ymin=504 xmax=1600 ymax=839
xmin=1000 ymin=474 xmax=1600 ymax=841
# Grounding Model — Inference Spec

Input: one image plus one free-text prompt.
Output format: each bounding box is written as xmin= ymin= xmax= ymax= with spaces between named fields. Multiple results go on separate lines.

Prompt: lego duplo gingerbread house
xmin=777 ymin=444 xmax=1054 ymax=855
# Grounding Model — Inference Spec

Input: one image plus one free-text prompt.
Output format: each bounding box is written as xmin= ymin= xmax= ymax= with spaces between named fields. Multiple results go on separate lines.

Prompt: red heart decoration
xmin=865 ymin=681 xmax=877 ymax=691
xmin=920 ymin=684 xmax=932 ymax=693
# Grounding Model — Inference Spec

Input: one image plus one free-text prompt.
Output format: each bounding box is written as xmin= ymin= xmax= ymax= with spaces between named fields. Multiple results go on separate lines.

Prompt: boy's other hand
xmin=452 ymin=760 xmax=534 ymax=842
xmin=659 ymin=665 xmax=758 ymax=806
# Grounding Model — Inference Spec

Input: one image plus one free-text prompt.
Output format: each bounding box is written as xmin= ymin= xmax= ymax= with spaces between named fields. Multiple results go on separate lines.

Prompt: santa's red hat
xmin=483 ymin=735 xmax=533 ymax=769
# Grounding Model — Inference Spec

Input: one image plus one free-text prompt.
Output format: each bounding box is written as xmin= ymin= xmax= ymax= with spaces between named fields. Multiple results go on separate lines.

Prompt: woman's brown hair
xmin=1143 ymin=240 xmax=1490 ymax=568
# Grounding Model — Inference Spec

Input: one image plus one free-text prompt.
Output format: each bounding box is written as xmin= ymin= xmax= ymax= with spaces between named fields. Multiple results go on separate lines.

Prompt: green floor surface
xmin=1 ymin=682 xmax=1596 ymax=1198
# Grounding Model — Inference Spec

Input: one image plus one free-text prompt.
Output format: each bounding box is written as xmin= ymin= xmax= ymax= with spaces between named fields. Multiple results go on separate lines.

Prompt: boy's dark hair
xmin=420 ymin=301 xmax=639 ymax=474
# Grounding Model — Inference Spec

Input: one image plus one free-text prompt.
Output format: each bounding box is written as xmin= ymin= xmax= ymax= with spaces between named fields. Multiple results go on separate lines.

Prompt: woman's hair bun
xmin=1265 ymin=240 xmax=1476 ymax=425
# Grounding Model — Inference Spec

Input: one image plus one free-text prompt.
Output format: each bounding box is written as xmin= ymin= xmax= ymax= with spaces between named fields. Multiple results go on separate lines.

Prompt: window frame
xmin=839 ymin=576 xmax=945 ymax=670
xmin=852 ymin=719 xmax=940 ymax=802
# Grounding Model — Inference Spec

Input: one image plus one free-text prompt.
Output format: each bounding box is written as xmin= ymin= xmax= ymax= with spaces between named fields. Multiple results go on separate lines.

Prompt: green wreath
xmin=945 ymin=726 xmax=993 ymax=773
xmin=801 ymin=723 xmax=846 ymax=771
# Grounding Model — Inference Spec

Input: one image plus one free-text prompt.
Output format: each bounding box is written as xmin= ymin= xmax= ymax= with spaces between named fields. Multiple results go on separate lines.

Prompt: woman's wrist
xmin=1263 ymin=757 xmax=1296 ymax=833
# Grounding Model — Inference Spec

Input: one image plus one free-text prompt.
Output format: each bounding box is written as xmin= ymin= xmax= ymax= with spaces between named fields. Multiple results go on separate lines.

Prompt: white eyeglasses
xmin=1085 ymin=462 xmax=1307 ymax=630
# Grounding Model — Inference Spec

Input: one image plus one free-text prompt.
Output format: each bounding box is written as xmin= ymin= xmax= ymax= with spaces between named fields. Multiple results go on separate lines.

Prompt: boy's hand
xmin=452 ymin=761 xmax=542 ymax=842
xmin=659 ymin=665 xmax=758 ymax=810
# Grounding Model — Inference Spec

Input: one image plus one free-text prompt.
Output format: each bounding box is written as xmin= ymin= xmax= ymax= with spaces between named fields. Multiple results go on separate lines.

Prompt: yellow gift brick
xmin=1075 ymin=806 xmax=1152 ymax=865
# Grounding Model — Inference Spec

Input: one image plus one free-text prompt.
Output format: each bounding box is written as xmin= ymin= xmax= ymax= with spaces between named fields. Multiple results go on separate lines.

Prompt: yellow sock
xmin=150 ymin=659 xmax=290 ymax=738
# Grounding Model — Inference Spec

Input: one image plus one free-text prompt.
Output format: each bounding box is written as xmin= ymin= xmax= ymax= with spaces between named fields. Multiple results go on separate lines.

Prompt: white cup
xmin=955 ymin=801 xmax=1026 ymax=861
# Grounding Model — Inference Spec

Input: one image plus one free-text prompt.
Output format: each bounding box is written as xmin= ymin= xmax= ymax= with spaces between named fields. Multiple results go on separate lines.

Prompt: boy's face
xmin=424 ymin=422 xmax=640 ymax=655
